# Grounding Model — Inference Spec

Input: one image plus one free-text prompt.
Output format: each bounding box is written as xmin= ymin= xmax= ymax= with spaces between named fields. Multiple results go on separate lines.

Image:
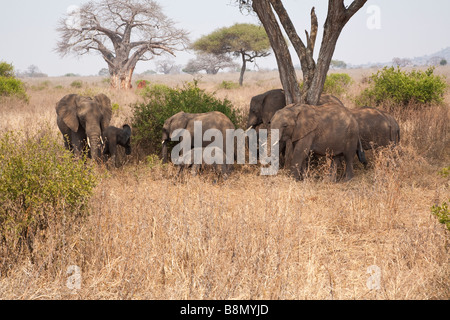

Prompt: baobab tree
xmin=55 ymin=0 xmax=189 ymax=89
xmin=237 ymin=0 xmax=368 ymax=105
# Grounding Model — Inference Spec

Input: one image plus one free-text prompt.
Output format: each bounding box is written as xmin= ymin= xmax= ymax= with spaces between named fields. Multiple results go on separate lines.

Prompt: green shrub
xmin=0 ymin=61 xmax=15 ymax=78
xmin=0 ymin=131 xmax=97 ymax=271
xmin=356 ymin=67 xmax=447 ymax=107
xmin=132 ymin=80 xmax=243 ymax=156
xmin=70 ymin=80 xmax=83 ymax=88
xmin=431 ymin=200 xmax=449 ymax=231
xmin=219 ymin=80 xmax=240 ymax=90
xmin=323 ymin=73 xmax=353 ymax=96
xmin=0 ymin=76 xmax=28 ymax=101
xmin=0 ymin=61 xmax=28 ymax=101
xmin=299 ymin=73 xmax=352 ymax=97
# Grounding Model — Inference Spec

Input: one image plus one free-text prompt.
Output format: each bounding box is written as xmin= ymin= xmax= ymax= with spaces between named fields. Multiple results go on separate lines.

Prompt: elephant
xmin=56 ymin=93 xmax=112 ymax=161
xmin=247 ymin=89 xmax=286 ymax=130
xmin=350 ymin=106 xmax=400 ymax=150
xmin=270 ymin=101 xmax=365 ymax=181
xmin=102 ymin=124 xmax=132 ymax=168
xmin=162 ymin=111 xmax=236 ymax=168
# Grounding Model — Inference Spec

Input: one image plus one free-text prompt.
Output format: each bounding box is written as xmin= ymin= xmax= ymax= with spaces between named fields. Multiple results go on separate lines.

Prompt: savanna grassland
xmin=0 ymin=68 xmax=449 ymax=300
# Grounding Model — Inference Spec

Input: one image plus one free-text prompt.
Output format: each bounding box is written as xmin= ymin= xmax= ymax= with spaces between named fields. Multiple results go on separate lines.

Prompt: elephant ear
xmin=55 ymin=94 xmax=79 ymax=132
xmin=94 ymin=94 xmax=113 ymax=131
xmin=169 ymin=112 xmax=188 ymax=138
xmin=292 ymin=105 xmax=318 ymax=142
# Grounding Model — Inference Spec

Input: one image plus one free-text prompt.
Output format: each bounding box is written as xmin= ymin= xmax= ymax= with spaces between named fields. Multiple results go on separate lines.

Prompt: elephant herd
xmin=55 ymin=89 xmax=400 ymax=181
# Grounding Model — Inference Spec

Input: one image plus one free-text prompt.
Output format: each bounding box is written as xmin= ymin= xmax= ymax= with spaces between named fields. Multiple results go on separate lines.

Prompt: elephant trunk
xmin=247 ymin=114 xmax=259 ymax=131
xmin=88 ymin=135 xmax=102 ymax=162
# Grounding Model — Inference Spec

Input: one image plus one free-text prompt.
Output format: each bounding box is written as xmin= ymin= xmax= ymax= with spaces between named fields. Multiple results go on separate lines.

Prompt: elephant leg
xmin=290 ymin=140 xmax=311 ymax=180
xmin=342 ymin=152 xmax=355 ymax=181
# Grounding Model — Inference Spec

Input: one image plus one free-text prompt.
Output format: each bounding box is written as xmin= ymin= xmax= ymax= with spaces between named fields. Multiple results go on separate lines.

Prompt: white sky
xmin=1 ymin=0 xmax=449 ymax=76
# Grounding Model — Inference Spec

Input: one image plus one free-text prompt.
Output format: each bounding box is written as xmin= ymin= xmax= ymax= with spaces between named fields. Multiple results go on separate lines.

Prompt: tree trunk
xmin=239 ymin=52 xmax=247 ymax=86
xmin=252 ymin=0 xmax=301 ymax=105
xmin=110 ymin=67 xmax=135 ymax=90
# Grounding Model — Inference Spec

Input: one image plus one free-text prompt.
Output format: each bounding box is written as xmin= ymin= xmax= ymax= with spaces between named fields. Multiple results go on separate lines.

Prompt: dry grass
xmin=0 ymin=69 xmax=448 ymax=300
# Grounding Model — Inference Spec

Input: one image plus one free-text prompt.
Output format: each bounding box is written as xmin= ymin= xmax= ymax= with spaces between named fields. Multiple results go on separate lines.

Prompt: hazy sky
xmin=1 ymin=0 xmax=449 ymax=76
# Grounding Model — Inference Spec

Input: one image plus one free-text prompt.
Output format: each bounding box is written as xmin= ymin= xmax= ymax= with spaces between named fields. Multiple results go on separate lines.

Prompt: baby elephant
xmin=102 ymin=125 xmax=132 ymax=167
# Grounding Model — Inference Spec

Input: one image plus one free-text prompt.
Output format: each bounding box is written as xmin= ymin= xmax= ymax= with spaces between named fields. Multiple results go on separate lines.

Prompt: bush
xmin=0 ymin=131 xmax=97 ymax=272
xmin=0 ymin=61 xmax=28 ymax=101
xmin=323 ymin=73 xmax=353 ymax=96
xmin=356 ymin=67 xmax=447 ymax=107
xmin=0 ymin=61 xmax=15 ymax=78
xmin=219 ymin=80 xmax=240 ymax=90
xmin=70 ymin=80 xmax=83 ymax=88
xmin=132 ymin=81 xmax=243 ymax=156
xmin=0 ymin=76 xmax=28 ymax=101
xmin=299 ymin=73 xmax=352 ymax=97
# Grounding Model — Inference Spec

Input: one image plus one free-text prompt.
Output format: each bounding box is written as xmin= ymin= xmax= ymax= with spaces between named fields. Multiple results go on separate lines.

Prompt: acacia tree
xmin=56 ymin=0 xmax=189 ymax=89
xmin=237 ymin=0 xmax=367 ymax=105
xmin=193 ymin=23 xmax=271 ymax=86
xmin=183 ymin=53 xmax=238 ymax=75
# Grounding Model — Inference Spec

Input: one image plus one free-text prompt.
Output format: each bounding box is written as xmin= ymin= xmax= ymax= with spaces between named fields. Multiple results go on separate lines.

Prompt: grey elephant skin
xmin=350 ymin=106 xmax=400 ymax=150
xmin=102 ymin=124 xmax=132 ymax=167
xmin=162 ymin=111 xmax=236 ymax=165
xmin=270 ymin=102 xmax=363 ymax=181
xmin=56 ymin=93 xmax=112 ymax=161
xmin=247 ymin=89 xmax=286 ymax=130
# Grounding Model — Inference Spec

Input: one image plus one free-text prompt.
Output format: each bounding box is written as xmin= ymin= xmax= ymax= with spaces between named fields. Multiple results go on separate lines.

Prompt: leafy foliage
xmin=356 ymin=67 xmax=447 ymax=107
xmin=0 ymin=61 xmax=15 ymax=78
xmin=323 ymin=73 xmax=353 ymax=96
xmin=131 ymin=81 xmax=243 ymax=156
xmin=0 ymin=61 xmax=28 ymax=101
xmin=299 ymin=73 xmax=352 ymax=97
xmin=70 ymin=80 xmax=83 ymax=88
xmin=218 ymin=81 xmax=240 ymax=90
xmin=0 ymin=131 xmax=97 ymax=271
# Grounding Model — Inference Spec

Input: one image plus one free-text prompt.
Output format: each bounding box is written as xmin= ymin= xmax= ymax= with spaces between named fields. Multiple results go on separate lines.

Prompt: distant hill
xmin=349 ymin=46 xmax=450 ymax=69
xmin=410 ymin=47 xmax=450 ymax=66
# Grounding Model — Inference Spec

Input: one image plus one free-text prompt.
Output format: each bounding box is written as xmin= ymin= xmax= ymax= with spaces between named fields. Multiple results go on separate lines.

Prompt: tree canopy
xmin=192 ymin=23 xmax=271 ymax=85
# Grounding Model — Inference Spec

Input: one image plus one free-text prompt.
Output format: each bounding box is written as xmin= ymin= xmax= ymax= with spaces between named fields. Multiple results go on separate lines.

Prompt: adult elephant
xmin=270 ymin=102 xmax=365 ymax=181
xmin=247 ymin=89 xmax=286 ymax=130
xmin=350 ymin=106 xmax=400 ymax=150
xmin=161 ymin=111 xmax=236 ymax=166
xmin=56 ymin=93 xmax=112 ymax=161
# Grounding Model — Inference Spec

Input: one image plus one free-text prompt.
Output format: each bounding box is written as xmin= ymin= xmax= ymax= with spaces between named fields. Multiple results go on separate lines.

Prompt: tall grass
xmin=0 ymin=69 xmax=448 ymax=299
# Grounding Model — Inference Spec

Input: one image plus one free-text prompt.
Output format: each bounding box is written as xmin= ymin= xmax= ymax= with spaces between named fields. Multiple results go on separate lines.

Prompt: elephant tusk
xmin=87 ymin=137 xmax=91 ymax=148
xmin=260 ymin=142 xmax=267 ymax=147
xmin=162 ymin=140 xmax=166 ymax=145
xmin=273 ymin=140 xmax=279 ymax=147
xmin=100 ymin=136 xmax=104 ymax=145
xmin=245 ymin=126 xmax=253 ymax=133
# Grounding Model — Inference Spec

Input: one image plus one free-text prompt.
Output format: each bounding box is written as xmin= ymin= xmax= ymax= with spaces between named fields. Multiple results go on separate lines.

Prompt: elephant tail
xmin=356 ymin=138 xmax=367 ymax=166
